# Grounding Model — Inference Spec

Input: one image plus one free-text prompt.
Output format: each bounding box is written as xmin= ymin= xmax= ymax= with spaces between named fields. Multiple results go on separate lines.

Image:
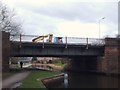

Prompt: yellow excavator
xmin=32 ymin=34 xmax=53 ymax=43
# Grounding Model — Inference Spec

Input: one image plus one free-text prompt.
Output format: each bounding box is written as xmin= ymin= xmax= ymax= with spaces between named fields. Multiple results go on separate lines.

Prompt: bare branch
xmin=0 ymin=1 xmax=22 ymax=37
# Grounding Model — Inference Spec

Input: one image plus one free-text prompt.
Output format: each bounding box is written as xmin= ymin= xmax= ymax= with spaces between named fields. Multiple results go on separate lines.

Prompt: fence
xmin=10 ymin=34 xmax=105 ymax=46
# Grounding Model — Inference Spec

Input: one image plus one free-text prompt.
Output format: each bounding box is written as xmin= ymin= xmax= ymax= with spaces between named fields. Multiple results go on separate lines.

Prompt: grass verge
xmin=19 ymin=70 xmax=61 ymax=88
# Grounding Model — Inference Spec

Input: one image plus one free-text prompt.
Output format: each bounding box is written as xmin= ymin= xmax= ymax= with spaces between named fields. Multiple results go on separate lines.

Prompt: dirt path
xmin=2 ymin=71 xmax=30 ymax=88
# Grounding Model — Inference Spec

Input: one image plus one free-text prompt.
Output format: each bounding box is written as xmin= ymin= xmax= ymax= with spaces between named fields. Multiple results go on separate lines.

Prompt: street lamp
xmin=98 ymin=17 xmax=105 ymax=39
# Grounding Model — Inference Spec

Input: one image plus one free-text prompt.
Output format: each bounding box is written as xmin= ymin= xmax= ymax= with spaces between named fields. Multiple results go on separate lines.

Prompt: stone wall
xmin=2 ymin=31 xmax=10 ymax=72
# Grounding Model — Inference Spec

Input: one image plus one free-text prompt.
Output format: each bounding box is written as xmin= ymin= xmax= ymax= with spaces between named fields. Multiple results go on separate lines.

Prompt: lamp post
xmin=98 ymin=17 xmax=105 ymax=43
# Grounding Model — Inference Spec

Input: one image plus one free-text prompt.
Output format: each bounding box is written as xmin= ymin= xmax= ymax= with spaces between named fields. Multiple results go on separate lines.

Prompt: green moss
xmin=20 ymin=71 xmax=61 ymax=88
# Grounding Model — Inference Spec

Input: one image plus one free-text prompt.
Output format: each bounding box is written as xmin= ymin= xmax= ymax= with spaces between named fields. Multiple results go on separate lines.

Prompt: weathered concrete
xmin=2 ymin=31 xmax=10 ymax=72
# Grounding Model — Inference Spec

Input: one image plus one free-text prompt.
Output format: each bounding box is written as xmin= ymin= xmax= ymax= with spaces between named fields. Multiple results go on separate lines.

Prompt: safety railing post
xmin=86 ymin=37 xmax=88 ymax=49
xmin=20 ymin=34 xmax=22 ymax=48
xmin=42 ymin=36 xmax=44 ymax=48
xmin=65 ymin=36 xmax=67 ymax=48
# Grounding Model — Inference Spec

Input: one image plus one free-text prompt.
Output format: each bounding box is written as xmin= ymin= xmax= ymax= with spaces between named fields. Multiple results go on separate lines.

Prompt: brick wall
xmin=98 ymin=38 xmax=119 ymax=74
xmin=2 ymin=31 xmax=10 ymax=72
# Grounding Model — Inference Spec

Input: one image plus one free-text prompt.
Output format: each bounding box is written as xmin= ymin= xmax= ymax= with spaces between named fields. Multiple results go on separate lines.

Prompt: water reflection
xmin=67 ymin=72 xmax=118 ymax=88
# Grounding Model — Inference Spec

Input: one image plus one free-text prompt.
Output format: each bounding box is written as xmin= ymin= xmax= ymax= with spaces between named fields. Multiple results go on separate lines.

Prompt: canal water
xmin=63 ymin=72 xmax=118 ymax=88
xmin=32 ymin=64 xmax=119 ymax=88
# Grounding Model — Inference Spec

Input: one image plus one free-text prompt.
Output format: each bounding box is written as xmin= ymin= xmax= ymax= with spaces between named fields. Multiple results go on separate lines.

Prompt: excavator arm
xmin=32 ymin=34 xmax=53 ymax=43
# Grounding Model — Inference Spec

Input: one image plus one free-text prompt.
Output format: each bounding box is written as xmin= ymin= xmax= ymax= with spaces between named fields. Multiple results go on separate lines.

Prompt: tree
xmin=0 ymin=2 xmax=22 ymax=35
xmin=0 ymin=2 xmax=24 ymax=66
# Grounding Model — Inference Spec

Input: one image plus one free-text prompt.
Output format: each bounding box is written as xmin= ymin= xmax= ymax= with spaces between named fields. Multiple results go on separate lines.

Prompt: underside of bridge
xmin=66 ymin=56 xmax=98 ymax=73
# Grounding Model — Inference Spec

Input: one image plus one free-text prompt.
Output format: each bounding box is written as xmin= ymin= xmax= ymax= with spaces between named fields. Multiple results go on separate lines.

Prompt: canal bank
xmin=17 ymin=62 xmax=119 ymax=89
xmin=3 ymin=64 xmax=118 ymax=89
xmin=19 ymin=70 xmax=61 ymax=88
xmin=18 ymin=70 xmax=118 ymax=89
xmin=40 ymin=60 xmax=119 ymax=88
xmin=41 ymin=73 xmax=64 ymax=88
xmin=42 ymin=71 xmax=119 ymax=88
xmin=3 ymin=58 xmax=119 ymax=89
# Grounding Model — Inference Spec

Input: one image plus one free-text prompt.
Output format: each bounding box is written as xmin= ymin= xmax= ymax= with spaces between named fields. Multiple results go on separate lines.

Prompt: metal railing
xmin=10 ymin=34 xmax=105 ymax=47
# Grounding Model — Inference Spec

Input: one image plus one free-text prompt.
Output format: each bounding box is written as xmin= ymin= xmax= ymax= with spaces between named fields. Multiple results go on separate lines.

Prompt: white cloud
xmin=2 ymin=0 xmax=118 ymax=38
xmin=57 ymin=20 xmax=108 ymax=38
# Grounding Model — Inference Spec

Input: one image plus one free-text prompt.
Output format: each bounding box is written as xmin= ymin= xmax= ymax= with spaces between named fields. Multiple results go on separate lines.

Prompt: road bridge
xmin=10 ymin=34 xmax=105 ymax=57
xmin=10 ymin=41 xmax=104 ymax=57
xmin=3 ymin=32 xmax=119 ymax=74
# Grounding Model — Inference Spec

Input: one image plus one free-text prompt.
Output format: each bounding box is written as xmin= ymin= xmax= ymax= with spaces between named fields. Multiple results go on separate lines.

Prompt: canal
xmin=32 ymin=63 xmax=119 ymax=88
xmin=63 ymin=72 xmax=118 ymax=88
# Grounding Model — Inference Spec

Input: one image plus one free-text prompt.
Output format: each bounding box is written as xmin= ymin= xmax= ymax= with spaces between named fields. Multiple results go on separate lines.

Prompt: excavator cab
xmin=55 ymin=37 xmax=63 ymax=44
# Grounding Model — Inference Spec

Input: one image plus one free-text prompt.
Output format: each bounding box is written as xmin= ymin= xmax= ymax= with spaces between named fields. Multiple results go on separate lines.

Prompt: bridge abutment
xmin=66 ymin=38 xmax=119 ymax=75
xmin=2 ymin=31 xmax=10 ymax=72
xmin=98 ymin=38 xmax=119 ymax=75
xmin=95 ymin=38 xmax=119 ymax=75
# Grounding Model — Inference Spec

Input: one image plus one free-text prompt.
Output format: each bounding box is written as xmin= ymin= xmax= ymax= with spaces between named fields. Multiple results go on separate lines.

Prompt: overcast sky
xmin=2 ymin=0 xmax=119 ymax=38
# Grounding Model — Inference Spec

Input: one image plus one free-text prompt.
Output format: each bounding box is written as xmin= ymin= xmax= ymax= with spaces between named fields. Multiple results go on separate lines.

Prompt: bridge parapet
xmin=10 ymin=34 xmax=105 ymax=46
